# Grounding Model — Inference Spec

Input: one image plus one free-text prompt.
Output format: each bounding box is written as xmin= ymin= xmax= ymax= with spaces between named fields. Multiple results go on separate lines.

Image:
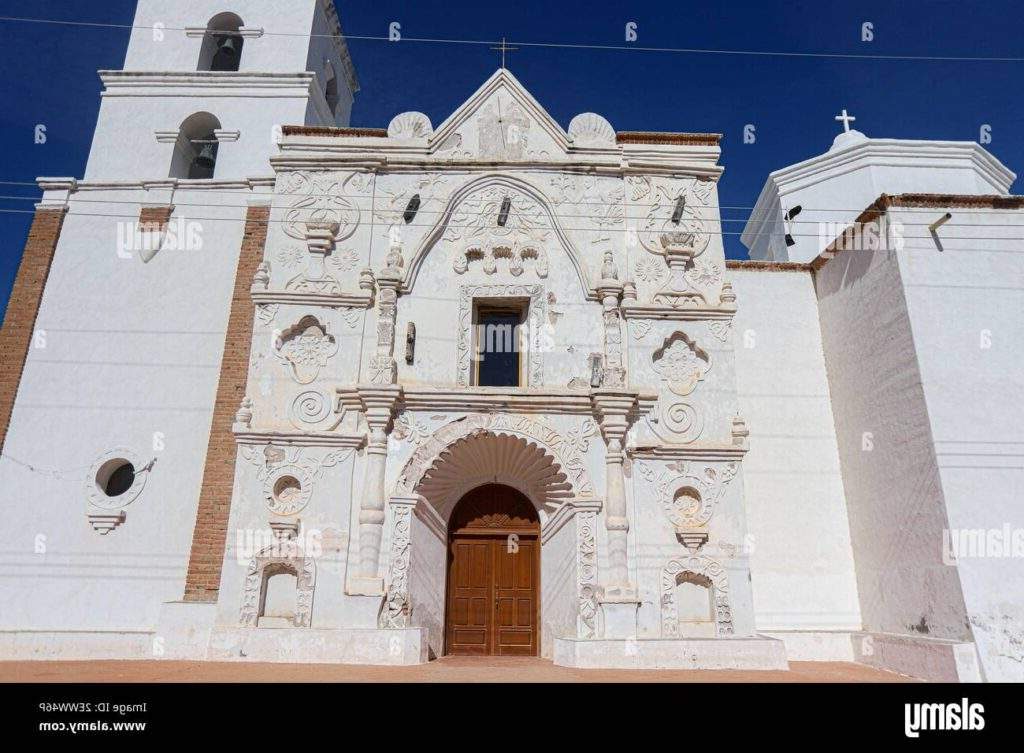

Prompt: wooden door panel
xmin=445 ymin=485 xmax=540 ymax=657
xmin=494 ymin=537 xmax=537 ymax=655
xmin=447 ymin=539 xmax=493 ymax=655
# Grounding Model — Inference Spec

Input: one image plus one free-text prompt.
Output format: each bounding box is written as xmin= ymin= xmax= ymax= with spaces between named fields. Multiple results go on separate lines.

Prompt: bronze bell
xmin=193 ymin=143 xmax=217 ymax=172
xmin=216 ymin=34 xmax=239 ymax=58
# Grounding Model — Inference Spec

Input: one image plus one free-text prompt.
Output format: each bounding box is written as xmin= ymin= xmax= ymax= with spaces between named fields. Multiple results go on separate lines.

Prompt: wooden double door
xmin=445 ymin=484 xmax=540 ymax=656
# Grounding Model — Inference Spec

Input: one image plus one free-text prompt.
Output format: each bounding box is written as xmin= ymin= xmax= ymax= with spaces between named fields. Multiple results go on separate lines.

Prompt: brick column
xmin=0 ymin=206 xmax=67 ymax=454
xmin=183 ymin=203 xmax=270 ymax=602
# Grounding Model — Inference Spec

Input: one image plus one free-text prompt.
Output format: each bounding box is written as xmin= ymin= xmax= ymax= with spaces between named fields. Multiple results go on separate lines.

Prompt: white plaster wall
xmin=743 ymin=140 xmax=1015 ymax=263
xmin=85 ymin=0 xmax=356 ymax=179
xmin=125 ymin=1 xmax=321 ymax=72
xmin=730 ymin=268 xmax=862 ymax=631
xmin=540 ymin=516 xmax=577 ymax=658
xmin=815 ymin=245 xmax=971 ymax=641
xmin=891 ymin=206 xmax=1024 ymax=681
xmin=408 ymin=512 xmax=445 ymax=659
xmin=86 ymin=92 xmax=311 ymax=180
xmin=0 ymin=186 xmax=254 ymax=634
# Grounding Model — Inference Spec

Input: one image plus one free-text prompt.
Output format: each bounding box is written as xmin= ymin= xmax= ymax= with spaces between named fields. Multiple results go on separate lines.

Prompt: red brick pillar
xmin=183 ymin=204 xmax=270 ymax=602
xmin=0 ymin=206 xmax=67 ymax=454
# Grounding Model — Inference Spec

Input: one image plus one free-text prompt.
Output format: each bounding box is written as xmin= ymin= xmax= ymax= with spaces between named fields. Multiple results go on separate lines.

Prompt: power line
xmin=0 ymin=14 xmax=1022 ymax=63
xmin=2 ymin=182 xmax=1024 ymax=218
xmin=3 ymin=205 xmax=1024 ymax=245
xmin=3 ymin=192 xmax=1024 ymax=231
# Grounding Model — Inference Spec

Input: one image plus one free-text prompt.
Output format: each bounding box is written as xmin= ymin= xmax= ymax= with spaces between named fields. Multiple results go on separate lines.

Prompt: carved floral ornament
xmin=652 ymin=331 xmax=711 ymax=396
xmin=274 ymin=316 xmax=338 ymax=385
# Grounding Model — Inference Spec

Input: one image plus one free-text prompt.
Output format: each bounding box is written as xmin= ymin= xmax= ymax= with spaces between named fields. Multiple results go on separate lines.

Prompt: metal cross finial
xmin=490 ymin=36 xmax=519 ymax=69
xmin=834 ymin=108 xmax=857 ymax=133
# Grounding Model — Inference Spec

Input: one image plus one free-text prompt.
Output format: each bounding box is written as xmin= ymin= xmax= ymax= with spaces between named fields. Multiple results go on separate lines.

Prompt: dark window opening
xmin=474 ymin=303 xmax=525 ymax=387
xmin=103 ymin=462 xmax=136 ymax=497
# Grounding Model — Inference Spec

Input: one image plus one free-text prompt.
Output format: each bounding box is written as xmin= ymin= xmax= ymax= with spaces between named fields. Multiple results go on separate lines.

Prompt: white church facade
xmin=0 ymin=0 xmax=1021 ymax=681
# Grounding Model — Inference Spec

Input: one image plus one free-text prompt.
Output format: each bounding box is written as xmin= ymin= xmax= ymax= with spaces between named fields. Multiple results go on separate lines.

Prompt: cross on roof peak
xmin=834 ymin=108 xmax=857 ymax=133
xmin=490 ymin=37 xmax=519 ymax=69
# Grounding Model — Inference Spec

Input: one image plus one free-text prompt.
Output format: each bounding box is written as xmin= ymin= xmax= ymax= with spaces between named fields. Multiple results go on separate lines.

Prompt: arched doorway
xmin=445 ymin=484 xmax=540 ymax=656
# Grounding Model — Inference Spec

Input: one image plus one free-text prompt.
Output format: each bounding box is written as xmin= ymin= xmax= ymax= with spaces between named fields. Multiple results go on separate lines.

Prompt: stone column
xmin=597 ymin=252 xmax=626 ymax=389
xmin=350 ymin=385 xmax=401 ymax=595
xmin=350 ymin=241 xmax=406 ymax=596
xmin=591 ymin=389 xmax=641 ymax=637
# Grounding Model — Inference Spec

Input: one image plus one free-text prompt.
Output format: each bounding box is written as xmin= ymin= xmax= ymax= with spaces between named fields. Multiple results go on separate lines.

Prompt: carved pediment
xmin=428 ymin=69 xmax=570 ymax=161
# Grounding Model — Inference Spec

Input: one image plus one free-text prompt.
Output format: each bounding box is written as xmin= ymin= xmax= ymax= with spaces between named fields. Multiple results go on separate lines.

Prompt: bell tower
xmin=83 ymin=0 xmax=358 ymax=179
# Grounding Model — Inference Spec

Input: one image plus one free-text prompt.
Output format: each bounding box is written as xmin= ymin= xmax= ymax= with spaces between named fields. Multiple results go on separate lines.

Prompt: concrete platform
xmin=0 ymin=655 xmax=914 ymax=683
xmin=206 ymin=626 xmax=428 ymax=665
xmin=553 ymin=636 xmax=789 ymax=670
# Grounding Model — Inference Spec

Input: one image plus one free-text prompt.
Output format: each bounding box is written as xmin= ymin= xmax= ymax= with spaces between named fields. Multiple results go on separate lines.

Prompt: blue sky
xmin=1 ymin=0 xmax=1022 ymax=317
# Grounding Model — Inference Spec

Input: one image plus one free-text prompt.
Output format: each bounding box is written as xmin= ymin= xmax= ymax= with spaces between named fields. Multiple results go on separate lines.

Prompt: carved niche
xmin=239 ymin=535 xmax=316 ymax=628
xmin=660 ymin=554 xmax=734 ymax=637
xmin=240 ymin=444 xmax=354 ymax=517
xmin=639 ymin=460 xmax=739 ymax=532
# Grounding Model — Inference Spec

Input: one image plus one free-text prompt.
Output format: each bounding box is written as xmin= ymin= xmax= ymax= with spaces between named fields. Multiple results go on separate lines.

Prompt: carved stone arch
xmin=401 ymin=174 xmax=594 ymax=299
xmin=660 ymin=554 xmax=733 ymax=637
xmin=394 ymin=413 xmax=596 ymax=515
xmin=239 ymin=538 xmax=316 ymax=627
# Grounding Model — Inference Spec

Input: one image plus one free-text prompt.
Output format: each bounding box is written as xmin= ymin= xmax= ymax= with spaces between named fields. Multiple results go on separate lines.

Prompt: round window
xmin=96 ymin=459 xmax=136 ymax=498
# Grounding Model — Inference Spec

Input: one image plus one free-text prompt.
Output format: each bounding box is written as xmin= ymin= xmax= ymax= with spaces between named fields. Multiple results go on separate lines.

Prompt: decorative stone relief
xmin=652 ymin=331 xmax=710 ymax=394
xmin=263 ymin=465 xmax=314 ymax=516
xmin=241 ymin=444 xmax=354 ymax=516
xmin=379 ymin=501 xmax=413 ymax=628
xmin=387 ymin=111 xmax=433 ymax=139
xmin=274 ymin=316 xmax=338 ymax=384
xmin=478 ymin=97 xmax=530 ymax=159
xmin=239 ymin=535 xmax=316 ymax=628
xmin=630 ymin=319 xmax=653 ymax=341
xmin=280 ymin=170 xmax=368 ymax=243
xmin=288 ymin=389 xmax=342 ymax=431
xmin=445 ymin=184 xmax=553 ymax=278
xmin=647 ymin=332 xmax=712 ymax=443
xmin=661 ymin=554 xmax=734 ymax=637
xmin=642 ymin=460 xmax=739 ymax=530
xmin=395 ymin=413 xmax=596 ymax=498
xmin=565 ymin=418 xmax=598 ymax=455
xmin=547 ymin=175 xmax=624 ymax=229
xmin=632 ymin=176 xmax=713 ymax=257
xmin=567 ymin=112 xmax=616 ymax=147
xmin=576 ymin=507 xmax=599 ymax=638
xmin=393 ymin=412 xmax=432 ymax=446
xmin=456 ymin=284 xmax=545 ymax=387
xmin=255 ymin=304 xmax=278 ymax=326
xmin=708 ymin=320 xmax=732 ymax=343
xmin=276 ymin=245 xmax=305 ymax=269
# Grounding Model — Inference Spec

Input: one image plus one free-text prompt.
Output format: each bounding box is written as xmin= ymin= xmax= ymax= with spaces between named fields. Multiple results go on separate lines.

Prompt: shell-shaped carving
xmin=387 ymin=111 xmax=434 ymax=139
xmin=568 ymin=112 xmax=615 ymax=147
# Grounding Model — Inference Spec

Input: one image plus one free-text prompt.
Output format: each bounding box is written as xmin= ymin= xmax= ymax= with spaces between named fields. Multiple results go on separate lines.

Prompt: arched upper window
xmin=169 ymin=112 xmax=222 ymax=179
xmin=323 ymin=61 xmax=339 ymax=116
xmin=197 ymin=12 xmax=244 ymax=72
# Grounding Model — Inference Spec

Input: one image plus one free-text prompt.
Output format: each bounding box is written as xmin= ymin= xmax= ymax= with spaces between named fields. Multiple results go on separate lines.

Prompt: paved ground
xmin=0 ymin=656 xmax=915 ymax=683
